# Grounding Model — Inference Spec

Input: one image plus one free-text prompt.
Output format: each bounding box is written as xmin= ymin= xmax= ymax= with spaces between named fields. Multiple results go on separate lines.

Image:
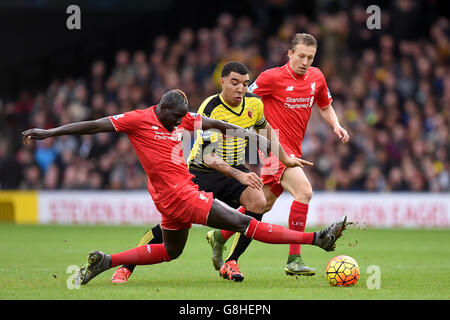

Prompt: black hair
xmin=159 ymin=89 xmax=188 ymax=108
xmin=221 ymin=61 xmax=249 ymax=77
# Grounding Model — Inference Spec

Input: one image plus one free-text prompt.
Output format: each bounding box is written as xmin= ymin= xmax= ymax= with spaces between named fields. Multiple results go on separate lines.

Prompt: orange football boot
xmin=111 ymin=267 xmax=132 ymax=283
xmin=219 ymin=260 xmax=244 ymax=282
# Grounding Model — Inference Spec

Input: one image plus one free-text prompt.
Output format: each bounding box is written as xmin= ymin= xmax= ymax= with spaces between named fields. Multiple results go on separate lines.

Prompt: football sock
xmin=288 ymin=201 xmax=309 ymax=255
xmin=244 ymin=218 xmax=315 ymax=245
xmin=111 ymin=244 xmax=171 ymax=268
xmin=226 ymin=211 xmax=263 ymax=262
xmin=215 ymin=206 xmax=245 ymax=245
xmin=123 ymin=224 xmax=163 ymax=272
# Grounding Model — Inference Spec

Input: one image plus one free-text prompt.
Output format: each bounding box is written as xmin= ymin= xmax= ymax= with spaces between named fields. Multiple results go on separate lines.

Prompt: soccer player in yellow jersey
xmin=111 ymin=61 xmax=313 ymax=283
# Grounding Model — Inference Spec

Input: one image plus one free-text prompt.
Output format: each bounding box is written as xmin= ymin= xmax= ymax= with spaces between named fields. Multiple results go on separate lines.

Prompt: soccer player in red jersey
xmin=22 ymin=89 xmax=347 ymax=285
xmin=247 ymin=33 xmax=350 ymax=276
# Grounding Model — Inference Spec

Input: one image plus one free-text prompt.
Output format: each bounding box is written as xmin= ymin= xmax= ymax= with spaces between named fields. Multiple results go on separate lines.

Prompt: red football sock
xmin=110 ymin=244 xmax=171 ymax=268
xmin=244 ymin=218 xmax=314 ymax=244
xmin=288 ymin=201 xmax=309 ymax=255
xmin=220 ymin=206 xmax=246 ymax=240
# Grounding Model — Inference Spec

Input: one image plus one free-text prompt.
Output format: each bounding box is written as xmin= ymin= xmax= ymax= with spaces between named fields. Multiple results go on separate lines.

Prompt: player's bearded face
xmin=221 ymin=72 xmax=250 ymax=107
xmin=288 ymin=43 xmax=317 ymax=75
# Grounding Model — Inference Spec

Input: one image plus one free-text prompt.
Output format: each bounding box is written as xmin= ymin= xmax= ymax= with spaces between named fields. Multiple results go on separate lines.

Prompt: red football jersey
xmin=249 ymin=63 xmax=332 ymax=157
xmin=109 ymin=106 xmax=202 ymax=204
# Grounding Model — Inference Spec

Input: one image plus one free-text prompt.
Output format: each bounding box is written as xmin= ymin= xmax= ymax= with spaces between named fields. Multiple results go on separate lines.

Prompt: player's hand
xmin=22 ymin=128 xmax=51 ymax=144
xmin=333 ymin=125 xmax=350 ymax=144
xmin=283 ymin=157 xmax=314 ymax=168
xmin=237 ymin=172 xmax=264 ymax=190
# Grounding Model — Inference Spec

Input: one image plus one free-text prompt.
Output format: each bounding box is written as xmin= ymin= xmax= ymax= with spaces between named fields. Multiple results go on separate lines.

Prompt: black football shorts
xmin=189 ymin=165 xmax=250 ymax=209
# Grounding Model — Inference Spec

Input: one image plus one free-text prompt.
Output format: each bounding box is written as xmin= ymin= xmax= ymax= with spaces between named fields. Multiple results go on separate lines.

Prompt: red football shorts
xmin=155 ymin=181 xmax=214 ymax=231
xmin=260 ymin=144 xmax=301 ymax=197
xmin=260 ymin=151 xmax=287 ymax=198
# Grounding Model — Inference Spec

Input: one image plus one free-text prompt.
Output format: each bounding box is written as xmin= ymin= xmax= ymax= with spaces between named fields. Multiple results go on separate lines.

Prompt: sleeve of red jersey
xmin=316 ymin=72 xmax=333 ymax=108
xmin=109 ymin=109 xmax=144 ymax=133
xmin=181 ymin=112 xmax=202 ymax=131
xmin=249 ymin=70 xmax=272 ymax=96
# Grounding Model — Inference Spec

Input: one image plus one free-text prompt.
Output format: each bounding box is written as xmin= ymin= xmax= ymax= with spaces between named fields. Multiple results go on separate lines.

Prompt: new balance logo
xmin=285 ymin=86 xmax=294 ymax=91
xmin=112 ymin=114 xmax=124 ymax=120
xmin=249 ymin=82 xmax=258 ymax=92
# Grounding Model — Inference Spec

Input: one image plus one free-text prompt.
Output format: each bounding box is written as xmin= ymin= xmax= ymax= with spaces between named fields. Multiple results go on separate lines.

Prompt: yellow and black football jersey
xmin=188 ymin=92 xmax=267 ymax=170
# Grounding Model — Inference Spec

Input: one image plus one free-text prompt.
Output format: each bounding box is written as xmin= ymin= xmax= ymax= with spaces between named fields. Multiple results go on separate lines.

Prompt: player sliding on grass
xmin=22 ymin=89 xmax=347 ymax=286
xmin=111 ymin=61 xmax=308 ymax=283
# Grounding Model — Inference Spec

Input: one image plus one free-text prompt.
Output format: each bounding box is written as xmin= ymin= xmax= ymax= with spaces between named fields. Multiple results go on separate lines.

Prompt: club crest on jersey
xmin=310 ymin=82 xmax=316 ymax=95
xmin=248 ymin=110 xmax=253 ymax=119
xmin=285 ymin=86 xmax=294 ymax=91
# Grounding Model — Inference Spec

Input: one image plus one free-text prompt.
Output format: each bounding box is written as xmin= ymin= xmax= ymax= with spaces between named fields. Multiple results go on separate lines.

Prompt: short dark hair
xmin=159 ymin=89 xmax=188 ymax=108
xmin=221 ymin=61 xmax=249 ymax=77
xmin=290 ymin=33 xmax=318 ymax=51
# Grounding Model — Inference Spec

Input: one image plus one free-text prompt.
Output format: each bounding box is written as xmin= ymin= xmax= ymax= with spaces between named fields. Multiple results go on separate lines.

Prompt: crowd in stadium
xmin=0 ymin=4 xmax=448 ymax=192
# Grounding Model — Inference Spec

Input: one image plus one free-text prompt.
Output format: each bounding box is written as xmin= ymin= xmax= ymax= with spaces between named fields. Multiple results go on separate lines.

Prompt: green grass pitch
xmin=0 ymin=224 xmax=449 ymax=300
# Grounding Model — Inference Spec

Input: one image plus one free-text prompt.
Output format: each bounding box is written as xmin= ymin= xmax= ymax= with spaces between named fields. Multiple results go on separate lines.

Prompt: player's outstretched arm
xmin=201 ymin=116 xmax=253 ymax=137
xmin=257 ymin=122 xmax=313 ymax=168
xmin=201 ymin=116 xmax=271 ymax=156
xmin=318 ymin=104 xmax=350 ymax=144
xmin=22 ymin=117 xmax=116 ymax=144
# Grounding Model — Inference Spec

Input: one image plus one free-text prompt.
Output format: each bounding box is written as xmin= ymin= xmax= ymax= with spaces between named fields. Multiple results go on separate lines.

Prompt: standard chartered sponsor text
xmin=284 ymin=96 xmax=312 ymax=109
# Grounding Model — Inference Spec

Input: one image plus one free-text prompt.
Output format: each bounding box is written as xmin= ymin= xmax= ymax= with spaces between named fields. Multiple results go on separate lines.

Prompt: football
xmin=326 ymin=255 xmax=360 ymax=287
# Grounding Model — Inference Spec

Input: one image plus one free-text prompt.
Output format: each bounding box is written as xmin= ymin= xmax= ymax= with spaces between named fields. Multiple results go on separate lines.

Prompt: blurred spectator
xmin=34 ymin=138 xmax=59 ymax=174
xmin=20 ymin=164 xmax=42 ymax=190
xmin=0 ymin=138 xmax=22 ymax=189
xmin=1 ymin=7 xmax=448 ymax=193
xmin=43 ymin=164 xmax=60 ymax=190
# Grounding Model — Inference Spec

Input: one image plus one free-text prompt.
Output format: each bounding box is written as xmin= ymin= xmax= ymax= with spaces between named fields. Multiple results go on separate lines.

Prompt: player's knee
xmin=262 ymin=186 xmax=278 ymax=213
xmin=292 ymin=184 xmax=313 ymax=203
xmin=245 ymin=193 xmax=266 ymax=214
xmin=263 ymin=196 xmax=276 ymax=213
xmin=303 ymin=187 xmax=313 ymax=202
